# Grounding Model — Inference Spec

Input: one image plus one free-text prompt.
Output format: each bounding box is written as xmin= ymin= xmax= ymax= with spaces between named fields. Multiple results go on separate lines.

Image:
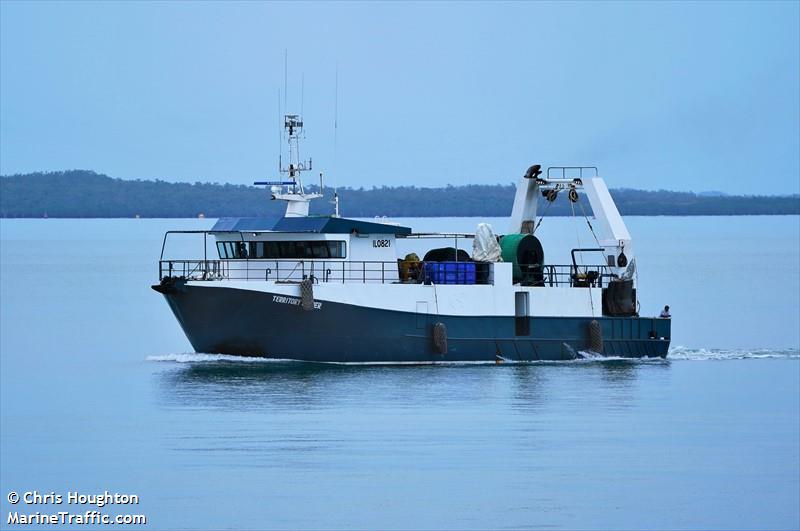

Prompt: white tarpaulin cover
xmin=472 ymin=223 xmax=502 ymax=262
xmin=620 ymin=258 xmax=636 ymax=280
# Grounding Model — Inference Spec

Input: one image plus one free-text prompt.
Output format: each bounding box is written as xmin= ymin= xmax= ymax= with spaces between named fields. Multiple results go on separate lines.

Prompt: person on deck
xmin=660 ymin=305 xmax=671 ymax=318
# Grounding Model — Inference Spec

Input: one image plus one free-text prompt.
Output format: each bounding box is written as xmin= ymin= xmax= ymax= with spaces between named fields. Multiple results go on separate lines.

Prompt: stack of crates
xmin=422 ymin=261 xmax=477 ymax=285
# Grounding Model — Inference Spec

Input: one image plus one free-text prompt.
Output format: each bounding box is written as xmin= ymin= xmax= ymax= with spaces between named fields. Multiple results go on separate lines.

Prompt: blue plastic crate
xmin=423 ymin=261 xmax=476 ymax=285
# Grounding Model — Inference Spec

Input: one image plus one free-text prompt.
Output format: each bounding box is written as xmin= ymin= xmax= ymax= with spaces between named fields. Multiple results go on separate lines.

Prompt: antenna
xmin=283 ymin=49 xmax=288 ymax=111
xmin=331 ymin=62 xmax=341 ymax=217
xmin=277 ymin=89 xmax=282 ymax=174
xmin=334 ymin=62 xmax=338 ymax=168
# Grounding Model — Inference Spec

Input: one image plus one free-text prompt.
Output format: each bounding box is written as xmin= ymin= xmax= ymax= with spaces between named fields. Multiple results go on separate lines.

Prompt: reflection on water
xmin=157 ymin=360 xmax=376 ymax=409
xmin=152 ymin=357 xmax=667 ymax=412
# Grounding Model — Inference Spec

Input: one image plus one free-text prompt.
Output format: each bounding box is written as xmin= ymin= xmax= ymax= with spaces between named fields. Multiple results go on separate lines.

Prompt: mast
xmin=255 ymin=113 xmax=322 ymax=217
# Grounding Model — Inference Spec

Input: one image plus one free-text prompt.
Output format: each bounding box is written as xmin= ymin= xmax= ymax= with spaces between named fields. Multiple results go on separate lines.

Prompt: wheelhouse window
xmin=216 ymin=240 xmax=346 ymax=259
xmin=216 ymin=241 xmax=247 ymax=259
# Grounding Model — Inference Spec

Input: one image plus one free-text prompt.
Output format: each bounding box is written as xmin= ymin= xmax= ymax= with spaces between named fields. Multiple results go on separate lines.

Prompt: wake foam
xmin=146 ymin=353 xmax=287 ymax=363
xmin=147 ymin=353 xmax=503 ymax=366
xmin=667 ymin=346 xmax=799 ymax=361
xmin=146 ymin=348 xmax=799 ymax=365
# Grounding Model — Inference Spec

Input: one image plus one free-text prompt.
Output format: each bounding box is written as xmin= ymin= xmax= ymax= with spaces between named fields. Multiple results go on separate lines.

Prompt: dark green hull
xmin=154 ymin=283 xmax=671 ymax=362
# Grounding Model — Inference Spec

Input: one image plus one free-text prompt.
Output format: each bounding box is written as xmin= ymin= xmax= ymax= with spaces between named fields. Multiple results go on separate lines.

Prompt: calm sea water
xmin=1 ymin=216 xmax=798 ymax=530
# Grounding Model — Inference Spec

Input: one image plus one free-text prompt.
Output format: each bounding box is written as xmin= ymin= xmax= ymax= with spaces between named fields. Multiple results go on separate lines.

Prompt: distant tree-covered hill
xmin=0 ymin=170 xmax=797 ymax=218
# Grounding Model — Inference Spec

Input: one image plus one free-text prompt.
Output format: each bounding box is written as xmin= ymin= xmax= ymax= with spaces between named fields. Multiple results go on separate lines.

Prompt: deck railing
xmin=518 ymin=264 xmax=616 ymax=288
xmin=158 ymin=259 xmax=615 ymax=287
xmin=161 ymin=259 xmax=411 ymax=283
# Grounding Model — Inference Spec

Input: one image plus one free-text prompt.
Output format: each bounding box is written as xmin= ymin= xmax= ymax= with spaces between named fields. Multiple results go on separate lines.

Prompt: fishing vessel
xmin=153 ymin=113 xmax=671 ymax=362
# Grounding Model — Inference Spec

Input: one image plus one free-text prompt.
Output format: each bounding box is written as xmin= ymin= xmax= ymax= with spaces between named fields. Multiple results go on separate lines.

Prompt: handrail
xmin=519 ymin=262 xmax=614 ymax=288
xmin=570 ymin=248 xmax=606 ymax=270
xmin=159 ymin=230 xmax=212 ymax=260
xmin=158 ymin=259 xmax=616 ymax=288
xmin=545 ymin=166 xmax=599 ymax=180
xmin=159 ymin=259 xmax=416 ymax=285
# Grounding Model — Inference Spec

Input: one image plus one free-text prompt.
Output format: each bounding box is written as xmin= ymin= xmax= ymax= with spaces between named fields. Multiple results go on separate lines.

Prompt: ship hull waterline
xmin=152 ymin=283 xmax=671 ymax=363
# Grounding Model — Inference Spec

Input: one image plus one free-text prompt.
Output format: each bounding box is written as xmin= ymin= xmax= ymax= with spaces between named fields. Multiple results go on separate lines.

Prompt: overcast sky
xmin=1 ymin=1 xmax=798 ymax=194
